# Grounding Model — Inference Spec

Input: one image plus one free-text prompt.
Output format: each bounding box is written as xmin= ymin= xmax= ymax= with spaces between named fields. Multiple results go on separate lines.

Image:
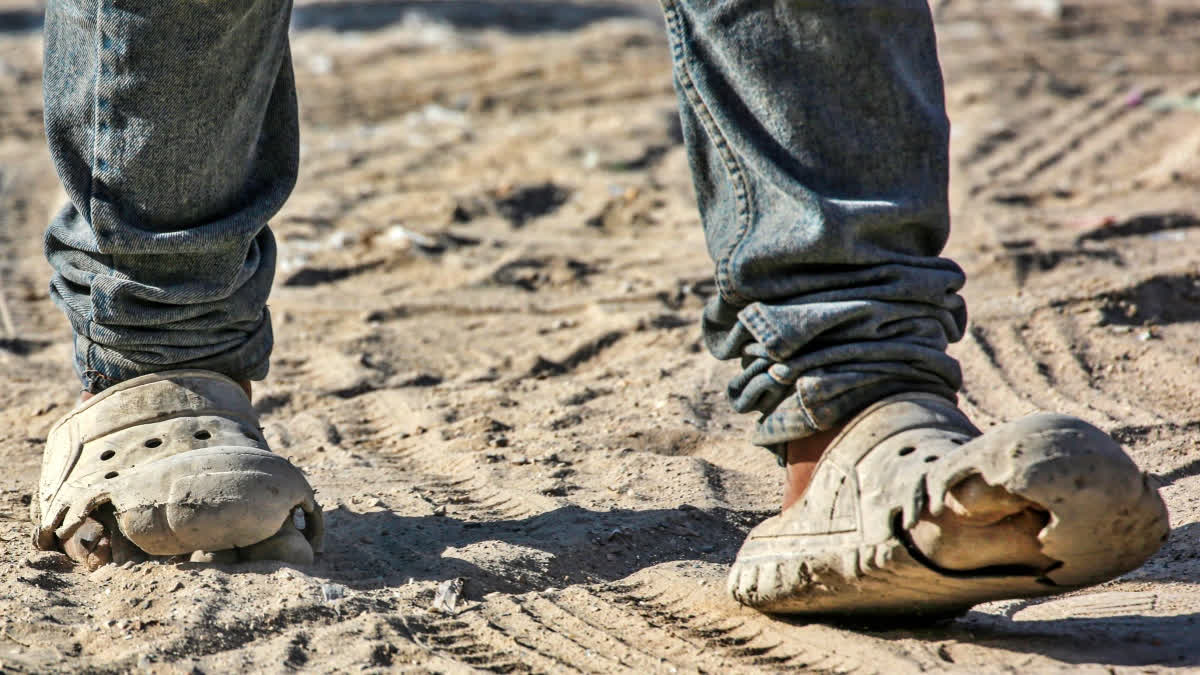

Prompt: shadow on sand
xmin=165 ymin=498 xmax=1200 ymax=670
xmin=217 ymin=506 xmax=1200 ymax=669
xmin=296 ymin=503 xmax=754 ymax=595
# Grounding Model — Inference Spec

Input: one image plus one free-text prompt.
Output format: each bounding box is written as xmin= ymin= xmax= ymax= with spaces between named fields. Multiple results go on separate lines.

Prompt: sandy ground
xmin=1 ymin=0 xmax=1200 ymax=671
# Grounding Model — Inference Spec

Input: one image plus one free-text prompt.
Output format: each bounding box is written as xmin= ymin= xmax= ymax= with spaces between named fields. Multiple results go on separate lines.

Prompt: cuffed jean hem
xmin=70 ymin=308 xmax=273 ymax=395
xmin=751 ymin=381 xmax=958 ymax=464
xmin=703 ymin=292 xmax=964 ymax=463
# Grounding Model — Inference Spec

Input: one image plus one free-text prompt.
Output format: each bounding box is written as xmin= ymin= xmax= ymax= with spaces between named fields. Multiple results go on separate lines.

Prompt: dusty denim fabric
xmin=660 ymin=0 xmax=967 ymax=454
xmin=42 ymin=0 xmax=296 ymax=393
xmin=42 ymin=0 xmax=967 ymax=452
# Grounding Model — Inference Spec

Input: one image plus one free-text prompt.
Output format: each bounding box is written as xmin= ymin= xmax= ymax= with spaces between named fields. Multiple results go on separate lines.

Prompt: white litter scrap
xmin=321 ymin=583 xmax=348 ymax=602
xmin=430 ymin=577 xmax=466 ymax=614
xmin=1013 ymin=0 xmax=1062 ymax=19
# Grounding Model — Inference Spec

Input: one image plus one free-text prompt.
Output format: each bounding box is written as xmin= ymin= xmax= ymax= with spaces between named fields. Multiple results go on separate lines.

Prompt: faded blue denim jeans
xmin=43 ymin=0 xmax=966 ymax=456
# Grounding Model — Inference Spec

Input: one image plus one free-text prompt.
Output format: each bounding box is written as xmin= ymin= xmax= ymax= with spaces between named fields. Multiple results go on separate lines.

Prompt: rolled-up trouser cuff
xmin=703 ymin=286 xmax=964 ymax=462
xmin=40 ymin=0 xmax=295 ymax=396
xmin=70 ymin=307 xmax=273 ymax=395
xmin=46 ymin=215 xmax=280 ymax=395
xmin=662 ymin=0 xmax=964 ymax=461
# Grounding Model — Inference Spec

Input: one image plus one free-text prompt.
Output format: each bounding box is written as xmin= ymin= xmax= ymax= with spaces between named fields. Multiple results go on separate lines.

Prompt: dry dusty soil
xmin=2 ymin=0 xmax=1200 ymax=672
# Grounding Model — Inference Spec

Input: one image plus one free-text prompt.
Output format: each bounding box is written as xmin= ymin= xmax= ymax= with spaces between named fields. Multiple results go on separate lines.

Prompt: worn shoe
xmin=728 ymin=393 xmax=1169 ymax=617
xmin=33 ymin=370 xmax=323 ymax=566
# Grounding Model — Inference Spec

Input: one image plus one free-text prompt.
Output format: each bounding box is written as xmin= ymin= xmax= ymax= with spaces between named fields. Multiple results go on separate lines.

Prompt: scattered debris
xmin=429 ymin=577 xmax=466 ymax=614
xmin=320 ymin=583 xmax=348 ymax=602
xmin=386 ymin=225 xmax=481 ymax=256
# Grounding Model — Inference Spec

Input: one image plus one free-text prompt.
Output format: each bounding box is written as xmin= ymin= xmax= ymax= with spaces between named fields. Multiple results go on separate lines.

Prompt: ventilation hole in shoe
xmin=193 ymin=430 xmax=211 ymax=440
xmin=99 ymin=450 xmax=116 ymax=461
xmin=104 ymin=471 xmax=119 ymax=479
xmin=144 ymin=438 xmax=162 ymax=448
xmin=924 ymin=455 xmax=939 ymax=463
xmin=898 ymin=446 xmax=916 ymax=456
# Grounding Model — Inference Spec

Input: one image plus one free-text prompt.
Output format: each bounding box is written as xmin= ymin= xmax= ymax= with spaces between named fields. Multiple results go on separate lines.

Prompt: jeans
xmin=42 ymin=0 xmax=295 ymax=393
xmin=43 ymin=0 xmax=966 ymax=455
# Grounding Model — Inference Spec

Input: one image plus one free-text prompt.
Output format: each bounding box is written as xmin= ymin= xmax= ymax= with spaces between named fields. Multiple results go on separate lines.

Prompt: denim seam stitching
xmin=86 ymin=0 xmax=105 ymax=365
xmin=661 ymin=1 xmax=752 ymax=308
xmin=86 ymin=0 xmax=102 ymax=225
xmin=741 ymin=304 xmax=787 ymax=362
xmin=791 ymin=389 xmax=820 ymax=433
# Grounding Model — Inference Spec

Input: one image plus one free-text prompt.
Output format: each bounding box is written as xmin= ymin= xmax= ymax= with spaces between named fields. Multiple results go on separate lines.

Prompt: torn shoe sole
xmin=33 ymin=370 xmax=323 ymax=563
xmin=728 ymin=393 xmax=1169 ymax=618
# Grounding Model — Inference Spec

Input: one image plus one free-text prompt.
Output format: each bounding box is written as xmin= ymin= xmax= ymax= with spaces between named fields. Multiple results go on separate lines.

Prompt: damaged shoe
xmin=728 ymin=393 xmax=1169 ymax=618
xmin=33 ymin=370 xmax=323 ymax=568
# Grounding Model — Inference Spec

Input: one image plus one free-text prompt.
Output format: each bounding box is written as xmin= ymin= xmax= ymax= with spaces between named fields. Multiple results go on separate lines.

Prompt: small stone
xmin=509 ymin=455 xmax=530 ymax=466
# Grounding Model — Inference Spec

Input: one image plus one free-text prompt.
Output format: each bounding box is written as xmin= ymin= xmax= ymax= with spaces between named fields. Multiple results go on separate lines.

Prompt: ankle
xmin=781 ymin=426 xmax=843 ymax=512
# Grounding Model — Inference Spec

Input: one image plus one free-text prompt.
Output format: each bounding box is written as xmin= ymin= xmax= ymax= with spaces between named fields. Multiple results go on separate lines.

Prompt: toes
xmin=57 ymin=507 xmax=315 ymax=570
xmin=189 ymin=520 xmax=314 ymax=565
xmin=93 ymin=506 xmax=149 ymax=566
xmin=912 ymin=506 xmax=1054 ymax=571
xmin=945 ymin=475 xmax=1044 ymax=524
xmin=59 ymin=507 xmax=149 ymax=570
xmin=190 ymin=549 xmax=239 ymax=564
xmin=910 ymin=475 xmax=1057 ymax=572
xmin=236 ymin=521 xmax=314 ymax=565
xmin=61 ymin=517 xmax=112 ymax=571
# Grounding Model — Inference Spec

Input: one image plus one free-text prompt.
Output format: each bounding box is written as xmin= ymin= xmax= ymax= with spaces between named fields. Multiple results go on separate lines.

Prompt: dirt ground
xmin=1 ymin=0 xmax=1200 ymax=671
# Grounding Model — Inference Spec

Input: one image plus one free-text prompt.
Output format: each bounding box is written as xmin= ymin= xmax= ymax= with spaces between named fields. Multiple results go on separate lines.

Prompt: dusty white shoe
xmin=728 ymin=393 xmax=1169 ymax=618
xmin=33 ymin=370 xmax=323 ymax=565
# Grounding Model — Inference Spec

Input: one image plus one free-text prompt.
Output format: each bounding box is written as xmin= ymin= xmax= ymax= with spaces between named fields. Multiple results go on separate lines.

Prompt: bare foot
xmin=783 ymin=428 xmax=1054 ymax=572
xmin=909 ymin=475 xmax=1056 ymax=570
xmin=781 ymin=427 xmax=843 ymax=511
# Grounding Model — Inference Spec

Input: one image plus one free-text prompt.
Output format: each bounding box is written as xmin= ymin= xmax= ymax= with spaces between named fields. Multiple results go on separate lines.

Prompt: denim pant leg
xmin=42 ymin=0 xmax=297 ymax=394
xmin=661 ymin=0 xmax=968 ymax=454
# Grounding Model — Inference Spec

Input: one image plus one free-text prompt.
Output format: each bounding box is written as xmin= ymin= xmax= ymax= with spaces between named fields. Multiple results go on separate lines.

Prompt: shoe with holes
xmin=32 ymin=370 xmax=323 ymax=566
xmin=728 ymin=392 xmax=1169 ymax=618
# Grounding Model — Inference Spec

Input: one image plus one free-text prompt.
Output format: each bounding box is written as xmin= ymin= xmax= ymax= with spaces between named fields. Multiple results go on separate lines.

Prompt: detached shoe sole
xmin=728 ymin=393 xmax=1169 ymax=618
